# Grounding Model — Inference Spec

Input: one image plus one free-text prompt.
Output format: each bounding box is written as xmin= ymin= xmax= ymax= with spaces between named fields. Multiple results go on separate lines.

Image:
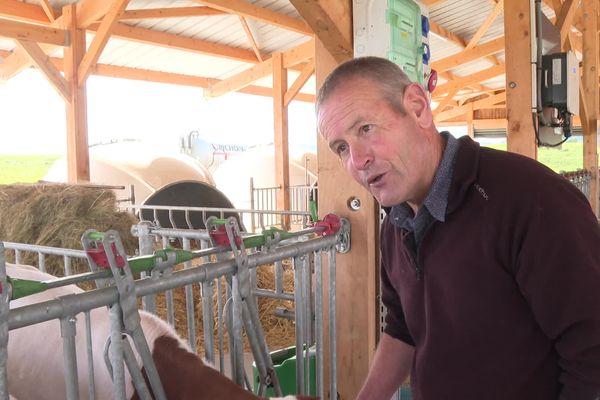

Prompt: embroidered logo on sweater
xmin=474 ymin=183 xmax=489 ymax=200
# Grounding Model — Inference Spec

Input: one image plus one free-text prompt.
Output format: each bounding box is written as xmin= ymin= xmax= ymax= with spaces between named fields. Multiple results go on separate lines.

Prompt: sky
xmin=0 ymin=68 xmax=319 ymax=155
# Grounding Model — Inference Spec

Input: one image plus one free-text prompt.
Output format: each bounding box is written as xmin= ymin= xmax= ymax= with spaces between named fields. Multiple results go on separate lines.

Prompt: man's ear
xmin=402 ymin=83 xmax=433 ymax=129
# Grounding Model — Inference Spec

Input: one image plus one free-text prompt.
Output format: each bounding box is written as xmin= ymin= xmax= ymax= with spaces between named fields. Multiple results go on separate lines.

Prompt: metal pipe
xmin=60 ymin=316 xmax=80 ymax=400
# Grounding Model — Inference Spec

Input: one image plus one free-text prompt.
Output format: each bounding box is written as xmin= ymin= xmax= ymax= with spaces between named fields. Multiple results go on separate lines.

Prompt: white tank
xmin=44 ymin=142 xmax=238 ymax=229
xmin=212 ymin=145 xmax=317 ymax=212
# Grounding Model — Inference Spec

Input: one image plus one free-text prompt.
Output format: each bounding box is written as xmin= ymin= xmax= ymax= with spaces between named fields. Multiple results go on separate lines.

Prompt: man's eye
xmin=335 ymin=143 xmax=348 ymax=156
xmin=360 ymin=124 xmax=373 ymax=134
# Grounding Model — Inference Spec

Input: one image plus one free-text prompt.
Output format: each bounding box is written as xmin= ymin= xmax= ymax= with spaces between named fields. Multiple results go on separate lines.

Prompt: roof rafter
xmin=430 ymin=20 xmax=500 ymax=66
xmin=0 ymin=0 xmax=121 ymax=80
xmin=15 ymin=38 xmax=70 ymax=101
xmin=78 ymin=0 xmax=130 ymax=86
xmin=435 ymin=91 xmax=506 ymax=122
xmin=465 ymin=0 xmax=503 ymax=51
xmin=119 ymin=7 xmax=226 ymax=20
xmin=204 ymin=39 xmax=314 ymax=98
xmin=433 ymin=64 xmax=505 ymax=97
xmin=238 ymin=15 xmax=263 ymax=62
xmin=284 ymin=58 xmax=315 ymax=106
xmin=555 ymin=0 xmax=580 ymax=48
xmin=0 ymin=17 xmax=68 ymax=46
xmin=0 ymin=0 xmax=49 ymax=24
xmin=47 ymin=56 xmax=315 ymax=102
xmin=194 ymin=0 xmax=312 ymax=36
xmin=39 ymin=0 xmax=57 ymax=22
xmin=99 ymin=21 xmax=259 ymax=63
xmin=289 ymin=0 xmax=352 ymax=63
xmin=431 ymin=36 xmax=505 ymax=73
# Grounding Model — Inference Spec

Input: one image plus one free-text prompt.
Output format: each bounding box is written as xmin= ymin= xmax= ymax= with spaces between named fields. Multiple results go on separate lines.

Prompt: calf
xmin=6 ymin=263 xmax=316 ymax=400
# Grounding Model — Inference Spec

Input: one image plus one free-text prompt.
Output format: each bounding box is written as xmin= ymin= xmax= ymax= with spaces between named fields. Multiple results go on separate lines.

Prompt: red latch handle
xmin=315 ymin=213 xmax=341 ymax=236
xmin=86 ymin=243 xmax=126 ymax=268
xmin=209 ymin=224 xmax=243 ymax=247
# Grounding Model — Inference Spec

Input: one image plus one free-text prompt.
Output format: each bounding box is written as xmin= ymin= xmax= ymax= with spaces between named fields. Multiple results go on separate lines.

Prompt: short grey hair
xmin=316 ymin=56 xmax=413 ymax=116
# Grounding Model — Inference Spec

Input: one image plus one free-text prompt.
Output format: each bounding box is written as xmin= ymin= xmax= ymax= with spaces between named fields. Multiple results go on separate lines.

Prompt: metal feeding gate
xmin=0 ymin=214 xmax=349 ymax=400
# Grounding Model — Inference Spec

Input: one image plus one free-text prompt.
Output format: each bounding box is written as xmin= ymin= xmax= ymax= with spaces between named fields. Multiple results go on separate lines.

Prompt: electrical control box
xmin=353 ymin=0 xmax=433 ymax=92
xmin=541 ymin=51 xmax=579 ymax=115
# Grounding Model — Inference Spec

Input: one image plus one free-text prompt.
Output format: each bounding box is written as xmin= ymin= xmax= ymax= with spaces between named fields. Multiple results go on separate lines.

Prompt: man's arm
xmin=356 ymin=333 xmax=414 ymax=400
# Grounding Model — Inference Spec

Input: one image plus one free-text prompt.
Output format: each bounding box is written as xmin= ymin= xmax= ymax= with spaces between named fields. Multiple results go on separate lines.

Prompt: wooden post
xmin=299 ymin=1 xmax=378 ymax=398
xmin=62 ymin=4 xmax=90 ymax=182
xmin=467 ymin=103 xmax=475 ymax=138
xmin=581 ymin=0 xmax=599 ymax=215
xmin=272 ymin=52 xmax=291 ymax=228
xmin=503 ymin=0 xmax=537 ymax=159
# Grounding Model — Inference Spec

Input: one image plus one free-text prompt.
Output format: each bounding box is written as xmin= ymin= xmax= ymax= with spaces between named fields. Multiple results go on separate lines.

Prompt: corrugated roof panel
xmin=429 ymin=35 xmax=464 ymax=60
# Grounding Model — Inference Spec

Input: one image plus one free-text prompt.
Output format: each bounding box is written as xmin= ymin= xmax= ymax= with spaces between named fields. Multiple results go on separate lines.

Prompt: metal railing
xmin=1 ymin=219 xmax=346 ymax=399
xmin=249 ymin=178 xmax=317 ymax=230
xmin=122 ymin=203 xmax=312 ymax=234
xmin=560 ymin=169 xmax=593 ymax=201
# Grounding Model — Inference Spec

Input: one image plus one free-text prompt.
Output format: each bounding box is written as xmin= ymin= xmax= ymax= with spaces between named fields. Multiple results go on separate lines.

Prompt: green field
xmin=0 ymin=143 xmax=590 ymax=185
xmin=483 ymin=141 xmax=585 ymax=173
xmin=0 ymin=155 xmax=61 ymax=184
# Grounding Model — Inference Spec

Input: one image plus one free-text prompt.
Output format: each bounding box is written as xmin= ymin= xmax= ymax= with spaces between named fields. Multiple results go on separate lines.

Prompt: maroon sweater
xmin=381 ymin=137 xmax=600 ymax=399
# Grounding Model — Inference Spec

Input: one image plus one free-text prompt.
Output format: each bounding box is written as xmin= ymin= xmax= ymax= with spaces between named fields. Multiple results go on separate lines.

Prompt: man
xmin=316 ymin=56 xmax=600 ymax=399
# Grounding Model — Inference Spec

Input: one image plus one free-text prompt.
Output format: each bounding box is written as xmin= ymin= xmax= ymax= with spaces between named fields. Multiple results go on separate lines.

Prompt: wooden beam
xmin=15 ymin=39 xmax=70 ymax=101
xmin=290 ymin=0 xmax=353 ymax=63
xmin=0 ymin=0 xmax=115 ymax=81
xmin=39 ymin=0 xmax=56 ymax=22
xmin=273 ymin=52 xmax=290 ymax=224
xmin=464 ymin=0 xmax=504 ymax=50
xmin=76 ymin=0 xmax=120 ymax=28
xmin=78 ymin=0 xmax=130 ymax=86
xmin=119 ymin=6 xmax=226 ymax=20
xmin=433 ymin=87 xmax=460 ymax=115
xmin=284 ymin=58 xmax=314 ymax=106
xmin=102 ymin=21 xmax=259 ymax=63
xmin=0 ymin=17 xmax=67 ymax=46
xmin=435 ymin=91 xmax=506 ymax=122
xmin=312 ymin=1 xmax=377 ymax=398
xmin=504 ymin=0 xmax=536 ymax=158
xmin=47 ymin=55 xmax=315 ymax=101
xmin=0 ymin=0 xmax=49 ymax=24
xmin=430 ymin=21 xmax=499 ymax=66
xmin=555 ymin=0 xmax=580 ymax=48
xmin=433 ymin=64 xmax=505 ymax=97
xmin=429 ymin=21 xmax=466 ymax=46
xmin=581 ymin=0 xmax=599 ymax=214
xmin=206 ymin=58 xmax=274 ymax=98
xmin=239 ymin=16 xmax=263 ymax=62
xmin=62 ymin=4 xmax=89 ymax=183
xmin=204 ymin=39 xmax=314 ymax=98
xmin=194 ymin=0 xmax=312 ymax=35
xmin=431 ymin=37 xmax=505 ymax=73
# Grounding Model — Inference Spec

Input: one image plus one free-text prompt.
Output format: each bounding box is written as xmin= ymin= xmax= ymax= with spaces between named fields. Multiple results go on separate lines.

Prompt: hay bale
xmin=0 ymin=183 xmax=138 ymax=277
xmin=151 ymin=260 xmax=297 ymax=354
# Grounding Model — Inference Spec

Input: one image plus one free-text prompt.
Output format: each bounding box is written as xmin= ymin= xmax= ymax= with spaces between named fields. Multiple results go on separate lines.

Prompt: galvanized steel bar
xmin=294 ymin=255 xmax=306 ymax=394
xmin=121 ymin=336 xmax=153 ymax=400
xmin=60 ymin=315 xmax=80 ymax=400
xmin=84 ymin=311 xmax=96 ymax=400
xmin=315 ymin=250 xmax=324 ymax=400
xmin=182 ymin=238 xmax=196 ymax=353
xmin=108 ymin=305 xmax=126 ymax=400
xmin=329 ymin=247 xmax=338 ymax=399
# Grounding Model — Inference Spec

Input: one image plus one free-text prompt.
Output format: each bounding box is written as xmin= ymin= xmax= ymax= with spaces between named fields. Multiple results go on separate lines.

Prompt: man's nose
xmin=350 ymin=143 xmax=373 ymax=170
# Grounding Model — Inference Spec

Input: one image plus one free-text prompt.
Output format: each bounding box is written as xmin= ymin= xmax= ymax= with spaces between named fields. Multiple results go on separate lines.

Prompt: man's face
xmin=318 ymin=77 xmax=433 ymax=207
